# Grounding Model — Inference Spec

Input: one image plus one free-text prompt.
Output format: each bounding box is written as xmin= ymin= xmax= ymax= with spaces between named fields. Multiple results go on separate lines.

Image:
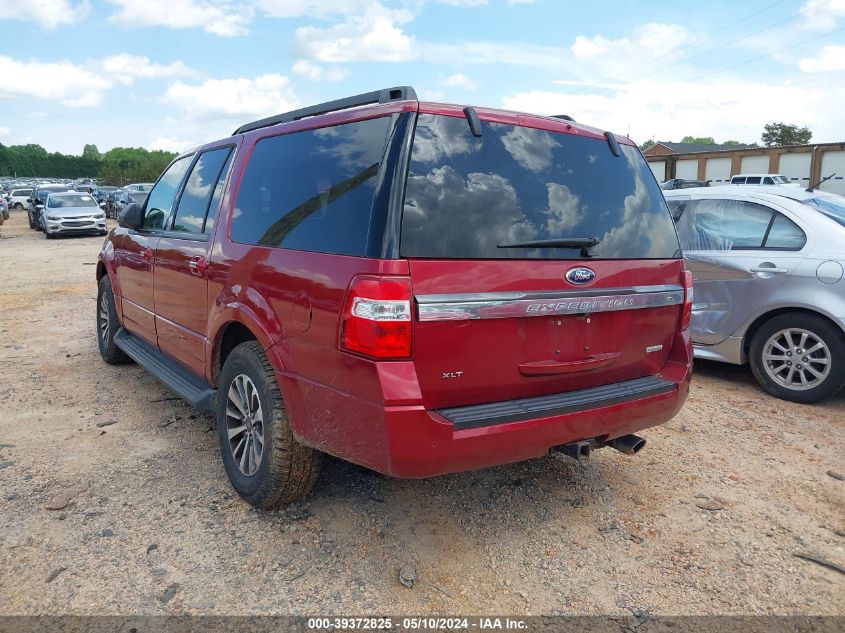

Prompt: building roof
xmin=655 ymin=141 xmax=757 ymax=154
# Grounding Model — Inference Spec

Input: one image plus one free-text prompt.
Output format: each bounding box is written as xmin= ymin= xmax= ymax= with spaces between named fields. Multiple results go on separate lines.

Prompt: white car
xmin=8 ymin=188 xmax=33 ymax=209
xmin=730 ymin=174 xmax=799 ymax=186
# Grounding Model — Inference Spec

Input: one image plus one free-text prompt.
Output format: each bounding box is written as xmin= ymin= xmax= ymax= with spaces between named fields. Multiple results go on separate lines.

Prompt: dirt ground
xmin=0 ymin=208 xmax=843 ymax=616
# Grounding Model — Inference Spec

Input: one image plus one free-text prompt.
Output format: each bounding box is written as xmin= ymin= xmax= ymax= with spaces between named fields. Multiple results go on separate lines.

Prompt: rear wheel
xmin=96 ymin=276 xmax=131 ymax=365
xmin=216 ymin=341 xmax=322 ymax=508
xmin=749 ymin=313 xmax=845 ymax=403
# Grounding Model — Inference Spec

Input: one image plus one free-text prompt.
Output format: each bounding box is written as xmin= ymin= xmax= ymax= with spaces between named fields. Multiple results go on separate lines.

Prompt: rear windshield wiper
xmin=497 ymin=237 xmax=600 ymax=249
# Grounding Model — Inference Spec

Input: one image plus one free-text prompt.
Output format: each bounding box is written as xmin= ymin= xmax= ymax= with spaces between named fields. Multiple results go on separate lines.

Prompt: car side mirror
xmin=119 ymin=202 xmax=143 ymax=229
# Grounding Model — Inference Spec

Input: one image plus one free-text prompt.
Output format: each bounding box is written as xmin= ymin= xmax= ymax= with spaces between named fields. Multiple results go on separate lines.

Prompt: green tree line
xmin=0 ymin=143 xmax=177 ymax=185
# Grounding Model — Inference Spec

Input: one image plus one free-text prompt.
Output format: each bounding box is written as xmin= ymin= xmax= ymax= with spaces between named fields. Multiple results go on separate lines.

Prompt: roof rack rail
xmin=233 ymin=86 xmax=418 ymax=135
xmin=552 ymin=114 xmax=575 ymax=122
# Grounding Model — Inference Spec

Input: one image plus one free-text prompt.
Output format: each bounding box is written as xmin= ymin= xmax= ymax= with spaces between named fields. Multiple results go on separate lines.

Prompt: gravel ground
xmin=0 ymin=209 xmax=843 ymax=616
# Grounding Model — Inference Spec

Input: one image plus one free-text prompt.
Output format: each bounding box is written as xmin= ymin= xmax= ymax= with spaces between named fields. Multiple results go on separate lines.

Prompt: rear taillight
xmin=681 ymin=269 xmax=694 ymax=331
xmin=341 ymin=275 xmax=412 ymax=359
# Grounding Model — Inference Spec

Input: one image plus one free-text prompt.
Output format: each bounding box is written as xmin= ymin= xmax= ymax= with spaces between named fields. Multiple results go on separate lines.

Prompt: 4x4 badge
xmin=565 ymin=267 xmax=595 ymax=284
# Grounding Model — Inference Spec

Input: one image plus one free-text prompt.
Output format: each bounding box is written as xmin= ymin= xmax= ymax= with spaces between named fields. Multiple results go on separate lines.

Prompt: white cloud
xmin=508 ymin=0 xmax=536 ymax=3
xmin=568 ymin=22 xmax=690 ymax=79
xmin=0 ymin=55 xmax=108 ymax=107
xmin=422 ymin=41 xmax=569 ymax=69
xmin=0 ymin=0 xmax=90 ymax=29
xmin=799 ymin=44 xmax=845 ymax=72
xmin=161 ymin=74 xmax=299 ymax=119
xmin=503 ymin=78 xmax=845 ymax=145
xmin=442 ymin=73 xmax=477 ymax=90
xmin=257 ymin=0 xmax=412 ymax=20
xmin=432 ymin=0 xmax=487 ymax=5
xmin=294 ymin=16 xmax=417 ymax=62
xmin=149 ymin=136 xmax=194 ymax=153
xmin=107 ymin=0 xmax=251 ymax=36
xmin=101 ymin=54 xmax=194 ymax=85
xmin=0 ymin=126 xmax=10 ymax=137
xmin=800 ymin=0 xmax=845 ymax=30
xmin=291 ymin=59 xmax=349 ymax=82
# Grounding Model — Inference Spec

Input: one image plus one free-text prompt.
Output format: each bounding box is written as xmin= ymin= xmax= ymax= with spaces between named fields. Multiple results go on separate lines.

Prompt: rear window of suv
xmin=400 ymin=114 xmax=680 ymax=259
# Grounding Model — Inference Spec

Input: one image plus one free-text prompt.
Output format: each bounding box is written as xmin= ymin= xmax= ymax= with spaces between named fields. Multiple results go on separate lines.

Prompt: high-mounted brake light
xmin=681 ymin=269 xmax=694 ymax=331
xmin=341 ymin=276 xmax=412 ymax=359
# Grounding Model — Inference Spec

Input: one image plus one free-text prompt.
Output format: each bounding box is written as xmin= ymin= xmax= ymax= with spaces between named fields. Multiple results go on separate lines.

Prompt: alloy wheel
xmin=762 ymin=328 xmax=831 ymax=391
xmin=98 ymin=292 xmax=110 ymax=344
xmin=225 ymin=374 xmax=265 ymax=476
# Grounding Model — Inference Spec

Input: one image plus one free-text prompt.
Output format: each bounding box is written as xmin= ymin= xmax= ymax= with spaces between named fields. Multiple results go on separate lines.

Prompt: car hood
xmin=46 ymin=207 xmax=101 ymax=218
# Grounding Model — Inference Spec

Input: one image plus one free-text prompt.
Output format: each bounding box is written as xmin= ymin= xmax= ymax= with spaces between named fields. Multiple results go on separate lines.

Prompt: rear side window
xmin=231 ymin=117 xmax=390 ymax=256
xmin=674 ymin=198 xmax=805 ymax=251
xmin=731 ymin=177 xmax=745 ymax=184
xmin=171 ymin=146 xmax=233 ymax=234
xmin=746 ymin=176 xmax=761 ymax=184
xmin=400 ymin=115 xmax=680 ymax=259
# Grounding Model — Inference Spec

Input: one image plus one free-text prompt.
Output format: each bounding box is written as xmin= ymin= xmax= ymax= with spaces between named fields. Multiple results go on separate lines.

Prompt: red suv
xmin=96 ymin=87 xmax=693 ymax=508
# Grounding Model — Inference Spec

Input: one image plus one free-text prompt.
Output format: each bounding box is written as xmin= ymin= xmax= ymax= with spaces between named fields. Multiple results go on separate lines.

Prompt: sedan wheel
xmin=762 ymin=328 xmax=830 ymax=391
xmin=750 ymin=313 xmax=845 ymax=403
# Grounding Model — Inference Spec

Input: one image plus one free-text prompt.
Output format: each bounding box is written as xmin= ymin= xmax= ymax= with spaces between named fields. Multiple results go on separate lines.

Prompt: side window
xmin=171 ymin=147 xmax=233 ymax=234
xmin=231 ymin=117 xmax=390 ymax=255
xmin=142 ymin=155 xmax=193 ymax=230
xmin=674 ymin=199 xmax=773 ymax=251
xmin=203 ymin=151 xmax=234 ymax=235
xmin=746 ymin=176 xmax=762 ymax=184
xmin=765 ymin=213 xmax=806 ymax=249
xmin=731 ymin=177 xmax=745 ymax=184
xmin=762 ymin=177 xmax=774 ymax=185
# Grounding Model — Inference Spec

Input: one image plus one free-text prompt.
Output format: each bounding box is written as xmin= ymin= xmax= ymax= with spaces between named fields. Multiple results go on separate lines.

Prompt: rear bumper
xmin=279 ymin=331 xmax=693 ymax=479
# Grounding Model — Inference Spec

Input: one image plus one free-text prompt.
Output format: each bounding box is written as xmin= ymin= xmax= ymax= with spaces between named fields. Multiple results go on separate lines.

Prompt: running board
xmin=114 ymin=328 xmax=217 ymax=412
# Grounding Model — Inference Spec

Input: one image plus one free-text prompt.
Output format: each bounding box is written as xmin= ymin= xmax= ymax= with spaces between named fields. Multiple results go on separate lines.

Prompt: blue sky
xmin=0 ymin=0 xmax=843 ymax=154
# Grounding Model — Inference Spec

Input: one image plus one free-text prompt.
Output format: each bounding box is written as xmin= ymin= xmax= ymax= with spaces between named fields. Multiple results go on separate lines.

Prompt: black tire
xmin=44 ymin=230 xmax=53 ymax=239
xmin=96 ymin=276 xmax=131 ymax=365
xmin=28 ymin=213 xmax=35 ymax=229
xmin=749 ymin=312 xmax=845 ymax=403
xmin=216 ymin=341 xmax=322 ymax=508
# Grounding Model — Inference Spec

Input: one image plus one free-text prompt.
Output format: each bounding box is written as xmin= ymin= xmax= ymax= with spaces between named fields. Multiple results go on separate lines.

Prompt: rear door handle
xmin=750 ymin=266 xmax=787 ymax=274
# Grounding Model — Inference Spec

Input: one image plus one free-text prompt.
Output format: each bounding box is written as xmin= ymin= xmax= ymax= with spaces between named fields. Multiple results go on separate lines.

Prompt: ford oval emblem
xmin=565 ymin=267 xmax=595 ymax=285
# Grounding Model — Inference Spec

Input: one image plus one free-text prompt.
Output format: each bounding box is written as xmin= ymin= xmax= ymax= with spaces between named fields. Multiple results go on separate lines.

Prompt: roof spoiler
xmin=232 ymin=86 xmax=418 ymax=135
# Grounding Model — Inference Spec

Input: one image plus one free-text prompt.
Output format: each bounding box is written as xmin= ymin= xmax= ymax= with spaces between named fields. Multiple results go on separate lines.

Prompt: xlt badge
xmin=442 ymin=371 xmax=464 ymax=379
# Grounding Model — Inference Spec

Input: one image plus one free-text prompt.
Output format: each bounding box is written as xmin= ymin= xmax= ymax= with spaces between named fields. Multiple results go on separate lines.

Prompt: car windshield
xmin=38 ymin=188 xmax=68 ymax=201
xmin=804 ymin=196 xmax=845 ymax=228
xmin=772 ymin=176 xmax=791 ymax=184
xmin=48 ymin=194 xmax=98 ymax=208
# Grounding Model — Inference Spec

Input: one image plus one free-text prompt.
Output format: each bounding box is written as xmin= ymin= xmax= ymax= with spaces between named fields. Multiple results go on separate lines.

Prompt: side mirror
xmin=119 ymin=202 xmax=143 ymax=229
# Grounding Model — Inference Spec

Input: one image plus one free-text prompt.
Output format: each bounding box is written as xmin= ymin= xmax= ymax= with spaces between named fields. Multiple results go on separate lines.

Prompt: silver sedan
xmin=42 ymin=192 xmax=107 ymax=238
xmin=664 ymin=185 xmax=845 ymax=403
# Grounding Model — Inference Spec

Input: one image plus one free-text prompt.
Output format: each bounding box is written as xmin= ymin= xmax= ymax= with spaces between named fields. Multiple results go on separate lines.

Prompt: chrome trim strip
xmin=416 ymin=285 xmax=684 ymax=322
xmin=416 ymin=284 xmax=684 ymax=304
